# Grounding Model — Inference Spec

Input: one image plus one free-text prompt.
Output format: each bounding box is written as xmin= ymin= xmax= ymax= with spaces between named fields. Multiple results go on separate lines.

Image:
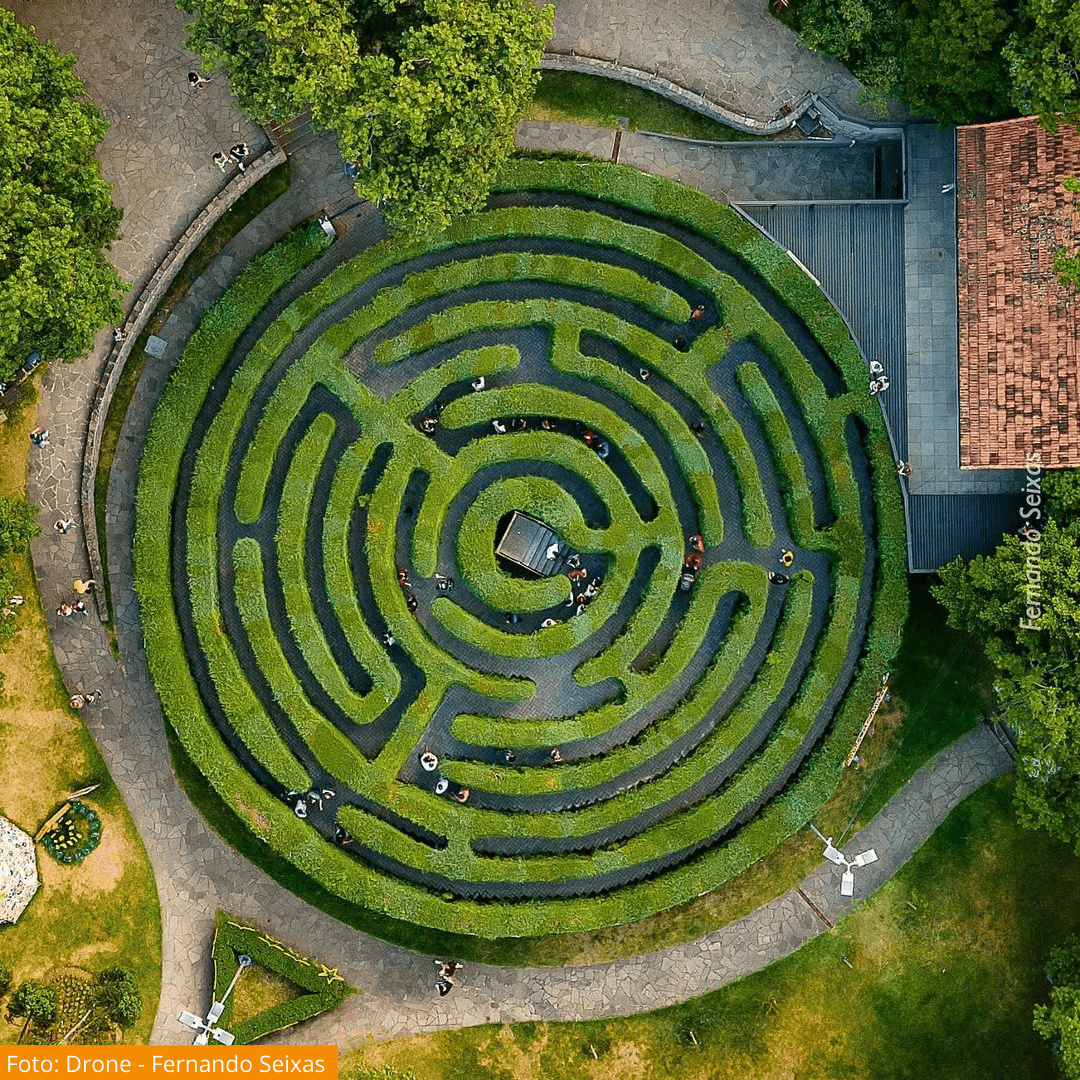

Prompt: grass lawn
xmin=529 ymin=71 xmax=771 ymax=141
xmin=344 ymin=777 xmax=1072 ymax=1080
xmin=0 ymin=384 xmax=161 ymax=1043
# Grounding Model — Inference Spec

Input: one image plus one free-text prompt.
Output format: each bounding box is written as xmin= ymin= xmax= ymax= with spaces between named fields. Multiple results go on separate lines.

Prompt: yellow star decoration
xmin=315 ymin=964 xmax=344 ymax=985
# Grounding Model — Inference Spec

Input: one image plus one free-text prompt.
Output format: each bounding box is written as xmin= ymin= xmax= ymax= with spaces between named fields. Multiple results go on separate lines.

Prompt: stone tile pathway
xmin=548 ymin=0 xmax=879 ymax=122
xmin=8 ymin=0 xmax=1012 ymax=1052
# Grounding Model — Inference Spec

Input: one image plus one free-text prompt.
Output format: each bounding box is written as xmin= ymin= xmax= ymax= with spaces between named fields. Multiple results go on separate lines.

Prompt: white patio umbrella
xmin=0 ymin=816 xmax=39 ymax=924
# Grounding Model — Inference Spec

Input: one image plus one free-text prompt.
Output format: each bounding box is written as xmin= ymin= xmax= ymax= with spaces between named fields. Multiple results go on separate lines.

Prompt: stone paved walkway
xmin=9 ymin=0 xmax=1012 ymax=1052
xmin=548 ymin=0 xmax=879 ymax=122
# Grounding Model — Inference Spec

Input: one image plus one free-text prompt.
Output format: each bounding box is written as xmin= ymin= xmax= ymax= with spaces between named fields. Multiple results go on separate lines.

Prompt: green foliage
xmin=933 ymin=512 xmax=1080 ymax=849
xmin=40 ymin=801 xmax=102 ymax=864
xmin=8 ymin=981 xmax=59 ymax=1026
xmin=0 ymin=495 xmax=39 ymax=557
xmin=212 ymin=912 xmax=351 ymax=1045
xmin=0 ymin=962 xmax=11 ymax=997
xmin=181 ymin=0 xmax=553 ymax=235
xmin=0 ymin=8 xmax=125 ymax=378
xmin=1053 ymin=177 xmax=1080 ymax=291
xmin=791 ymin=0 xmax=1016 ymax=121
xmin=136 ymin=160 xmax=906 ymax=938
xmin=94 ymin=967 xmax=142 ymax=1028
xmin=1005 ymin=0 xmax=1080 ymax=129
xmin=895 ymin=0 xmax=1014 ymax=122
xmin=1035 ymin=935 xmax=1080 ymax=1077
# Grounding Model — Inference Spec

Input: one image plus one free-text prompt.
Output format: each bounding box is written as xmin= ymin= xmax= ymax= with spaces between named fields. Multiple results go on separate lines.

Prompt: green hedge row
xmin=445 ymin=561 xmax=768 ymax=791
xmin=736 ymin=362 xmax=816 ymax=544
xmin=212 ymin=912 xmax=351 ymax=1044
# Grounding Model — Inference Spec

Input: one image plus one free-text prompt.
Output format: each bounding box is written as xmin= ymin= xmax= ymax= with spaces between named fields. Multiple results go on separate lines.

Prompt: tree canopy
xmin=1035 ymin=935 xmax=1080 ymax=1077
xmin=0 ymin=9 xmax=125 ymax=381
xmin=181 ymin=0 xmax=554 ymax=235
xmin=932 ymin=470 xmax=1080 ymax=848
xmin=1004 ymin=0 xmax=1080 ymax=130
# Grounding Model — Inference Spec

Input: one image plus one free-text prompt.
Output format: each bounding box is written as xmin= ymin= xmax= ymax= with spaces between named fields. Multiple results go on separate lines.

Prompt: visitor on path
xmin=692 ymin=420 xmax=707 ymax=437
xmin=501 ymin=749 xmax=516 ymax=764
xmin=541 ymin=418 xmax=555 ymax=431
xmin=212 ymin=152 xmax=229 ymax=172
xmin=596 ymin=441 xmax=610 ymax=460
xmin=29 ymin=427 xmax=49 ymax=447
xmin=684 ymin=551 xmax=703 ymax=571
xmin=512 ymin=417 xmax=528 ymax=431
xmin=229 ymin=143 xmax=250 ymax=170
xmin=540 ymin=618 xmax=558 ymax=628
xmin=85 ymin=689 xmax=103 ymax=706
xmin=567 ymin=554 xmax=581 ymax=569
xmin=73 ymin=578 xmax=96 ymax=594
xmin=639 ymin=367 xmax=649 ymax=381
xmin=545 ymin=542 xmax=560 ymax=561
xmin=54 ymin=518 xmax=75 ymax=534
xmin=436 ymin=576 xmax=454 ymax=592
xmin=471 ymin=376 xmax=485 ymax=392
xmin=69 ymin=694 xmax=86 ymax=710
xmin=434 ymin=777 xmax=449 ymax=795
xmin=406 ymin=594 xmax=419 ymax=613
xmin=419 ymin=416 xmax=437 ymax=433
xmin=492 ymin=419 xmax=507 ymax=433
xmin=869 ymin=360 xmax=884 ymax=375
xmin=897 ymin=460 xmax=912 ymax=476
xmin=673 ymin=334 xmax=689 ymax=352
xmin=397 ymin=568 xmax=410 ymax=586
xmin=382 ymin=631 xmax=395 ymax=647
xmin=780 ymin=549 xmax=794 ymax=568
xmin=73 ymin=599 xmax=87 ymax=614
xmin=769 ymin=571 xmax=790 ymax=585
xmin=57 ymin=603 xmax=74 ymax=617
xmin=436 ymin=976 xmax=453 ymax=997
xmin=7 ymin=596 xmax=24 ymax=606
xmin=420 ymin=750 xmax=439 ymax=772
xmin=188 ymin=71 xmax=210 ymax=89
xmin=504 ymin=613 xmax=520 ymax=626
xmin=549 ymin=748 xmax=563 ymax=762
xmin=452 ymin=787 xmax=469 ymax=803
xmin=437 ymin=960 xmax=462 ymax=979
xmin=113 ymin=327 xmax=127 ymax=343
xmin=688 ymin=534 xmax=705 ymax=553
xmin=691 ymin=305 xmax=705 ymax=320
xmin=582 ymin=429 xmax=596 ymax=447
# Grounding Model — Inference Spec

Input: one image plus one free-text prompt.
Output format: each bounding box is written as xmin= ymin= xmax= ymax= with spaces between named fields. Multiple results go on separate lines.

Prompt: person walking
xmin=212 ymin=152 xmax=229 ymax=172
xmin=54 ymin=518 xmax=75 ymax=534
xmin=73 ymin=578 xmax=96 ymax=595
xmin=188 ymin=71 xmax=210 ymax=89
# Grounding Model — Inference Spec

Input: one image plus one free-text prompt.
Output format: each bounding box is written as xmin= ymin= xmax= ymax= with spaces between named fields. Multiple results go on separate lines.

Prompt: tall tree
xmin=1035 ymin=935 xmax=1080 ymax=1077
xmin=932 ymin=471 xmax=1080 ymax=848
xmin=1054 ymin=176 xmax=1080 ymax=291
xmin=1005 ymin=0 xmax=1080 ymax=130
xmin=0 ymin=9 xmax=125 ymax=381
xmin=181 ymin=0 xmax=554 ymax=234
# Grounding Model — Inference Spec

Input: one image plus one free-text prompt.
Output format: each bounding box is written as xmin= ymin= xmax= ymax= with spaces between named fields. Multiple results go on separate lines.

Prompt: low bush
xmin=212 ymin=912 xmax=351 ymax=1045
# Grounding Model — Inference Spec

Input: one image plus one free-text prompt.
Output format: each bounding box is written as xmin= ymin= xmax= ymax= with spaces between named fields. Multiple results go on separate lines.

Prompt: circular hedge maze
xmin=134 ymin=162 xmax=905 ymax=939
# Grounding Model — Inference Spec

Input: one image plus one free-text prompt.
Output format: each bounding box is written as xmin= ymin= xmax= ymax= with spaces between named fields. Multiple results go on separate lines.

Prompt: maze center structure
xmin=135 ymin=162 xmax=903 ymax=939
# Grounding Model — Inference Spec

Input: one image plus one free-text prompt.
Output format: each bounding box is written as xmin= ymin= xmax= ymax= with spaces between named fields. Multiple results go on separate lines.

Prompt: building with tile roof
xmin=956 ymin=116 xmax=1080 ymax=470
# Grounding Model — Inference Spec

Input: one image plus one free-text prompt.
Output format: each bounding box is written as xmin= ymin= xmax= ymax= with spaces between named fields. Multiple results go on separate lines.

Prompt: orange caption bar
xmin=0 ymin=1047 xmax=336 ymax=1078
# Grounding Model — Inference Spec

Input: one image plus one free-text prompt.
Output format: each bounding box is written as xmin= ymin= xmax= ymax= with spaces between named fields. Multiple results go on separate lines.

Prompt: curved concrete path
xmin=10 ymin=0 xmax=1008 ymax=1052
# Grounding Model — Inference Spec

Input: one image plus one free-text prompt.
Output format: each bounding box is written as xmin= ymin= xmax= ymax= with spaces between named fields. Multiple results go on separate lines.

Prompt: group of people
xmin=285 ymin=787 xmax=336 ymax=819
xmin=580 ymin=428 xmax=611 ymax=461
xmin=57 ymin=577 xmax=96 ymax=618
xmin=397 ymin=568 xmax=419 ymax=613
xmin=419 ymin=750 xmax=469 ymax=804
xmin=212 ymin=143 xmax=250 ymax=174
xmin=435 ymin=959 xmax=462 ymax=997
xmin=563 ymin=555 xmax=601 ymax=619
xmin=768 ymin=548 xmax=795 ymax=585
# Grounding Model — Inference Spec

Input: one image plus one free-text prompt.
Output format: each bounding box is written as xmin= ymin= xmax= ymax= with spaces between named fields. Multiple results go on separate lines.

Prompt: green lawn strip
xmin=550 ymin=320 xmax=723 ymax=544
xmin=347 ymin=779 xmax=1077 ymax=1080
xmin=455 ymin=476 xmax=582 ymax=614
xmin=530 ymin=70 xmax=768 ymax=142
xmin=736 ymin=362 xmax=816 ymax=543
xmin=443 ymin=563 xmax=774 ymax=795
xmin=275 ymin=412 xmax=388 ymax=728
xmin=323 ymin=441 xmax=401 ymax=717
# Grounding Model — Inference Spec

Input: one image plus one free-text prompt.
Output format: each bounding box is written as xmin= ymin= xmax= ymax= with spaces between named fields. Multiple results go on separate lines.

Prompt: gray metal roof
xmin=906 ymin=492 xmax=1018 ymax=571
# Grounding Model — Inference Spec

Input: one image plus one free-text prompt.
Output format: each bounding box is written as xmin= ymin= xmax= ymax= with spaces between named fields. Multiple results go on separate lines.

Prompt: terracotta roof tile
xmin=957 ymin=118 xmax=1080 ymax=468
